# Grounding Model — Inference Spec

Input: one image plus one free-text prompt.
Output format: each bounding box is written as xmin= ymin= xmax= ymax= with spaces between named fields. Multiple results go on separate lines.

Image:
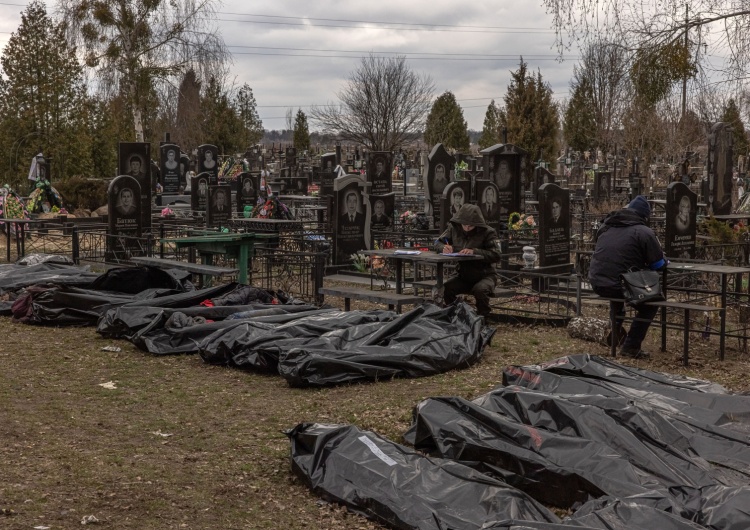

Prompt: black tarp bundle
xmin=405 ymin=354 xmax=750 ymax=530
xmin=7 ymin=266 xmax=201 ymax=325
xmin=200 ymin=302 xmax=494 ymax=386
xmin=287 ymin=423 xmax=568 ymax=530
xmin=0 ymin=262 xmax=101 ymax=301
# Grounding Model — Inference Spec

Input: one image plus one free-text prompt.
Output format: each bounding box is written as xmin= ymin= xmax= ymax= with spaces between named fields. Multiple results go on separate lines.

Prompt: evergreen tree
xmin=0 ymin=1 xmax=91 ymax=186
xmin=500 ymin=59 xmax=560 ymax=164
xmin=293 ymin=109 xmax=311 ymax=151
xmin=236 ymin=84 xmax=264 ymax=148
xmin=200 ymin=77 xmax=244 ymax=155
xmin=478 ymin=100 xmax=501 ymax=149
xmin=563 ymin=76 xmax=597 ymax=151
xmin=423 ymin=91 xmax=470 ymax=151
xmin=721 ymin=98 xmax=749 ymax=164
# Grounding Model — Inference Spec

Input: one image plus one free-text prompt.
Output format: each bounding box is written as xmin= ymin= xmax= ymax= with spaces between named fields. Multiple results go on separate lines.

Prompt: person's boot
xmin=618 ymin=345 xmax=650 ymax=359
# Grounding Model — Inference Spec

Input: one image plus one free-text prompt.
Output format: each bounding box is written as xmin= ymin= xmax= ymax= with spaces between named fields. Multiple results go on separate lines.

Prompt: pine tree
xmin=563 ymin=76 xmax=597 ymax=151
xmin=0 ymin=1 xmax=91 ymax=186
xmin=236 ymin=84 xmax=264 ymax=148
xmin=500 ymin=59 xmax=560 ymax=164
xmin=293 ymin=109 xmax=311 ymax=151
xmin=200 ymin=77 xmax=244 ymax=155
xmin=478 ymin=100 xmax=501 ymax=149
xmin=423 ymin=91 xmax=470 ymax=151
xmin=721 ymin=98 xmax=749 ymax=164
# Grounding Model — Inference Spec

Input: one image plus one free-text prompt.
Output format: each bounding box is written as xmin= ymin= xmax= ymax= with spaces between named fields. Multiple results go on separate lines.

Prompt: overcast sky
xmin=0 ymin=0 xmax=581 ymax=130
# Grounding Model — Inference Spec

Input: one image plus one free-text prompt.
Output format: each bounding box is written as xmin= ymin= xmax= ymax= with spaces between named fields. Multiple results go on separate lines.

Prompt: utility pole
xmin=681 ymin=4 xmax=689 ymax=123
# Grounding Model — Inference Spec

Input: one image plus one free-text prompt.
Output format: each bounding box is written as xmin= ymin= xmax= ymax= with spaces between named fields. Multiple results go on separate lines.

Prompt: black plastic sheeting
xmin=8 ymin=271 xmax=231 ymax=326
xmin=203 ymin=302 xmax=494 ymax=386
xmin=287 ymin=423 xmax=567 ymax=530
xmin=405 ymin=354 xmax=750 ymax=530
xmin=0 ymin=262 xmax=100 ymax=298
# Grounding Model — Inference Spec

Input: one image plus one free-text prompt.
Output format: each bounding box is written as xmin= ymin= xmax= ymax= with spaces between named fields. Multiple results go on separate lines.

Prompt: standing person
xmin=434 ymin=204 xmax=502 ymax=317
xmin=588 ymin=195 xmax=667 ymax=359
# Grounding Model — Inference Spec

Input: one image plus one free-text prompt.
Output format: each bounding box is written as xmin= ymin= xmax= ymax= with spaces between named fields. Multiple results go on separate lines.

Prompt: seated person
xmin=434 ymin=204 xmax=502 ymax=317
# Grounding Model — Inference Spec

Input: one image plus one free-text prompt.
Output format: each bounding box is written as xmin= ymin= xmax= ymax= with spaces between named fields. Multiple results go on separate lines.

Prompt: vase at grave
xmin=522 ymin=246 xmax=537 ymax=269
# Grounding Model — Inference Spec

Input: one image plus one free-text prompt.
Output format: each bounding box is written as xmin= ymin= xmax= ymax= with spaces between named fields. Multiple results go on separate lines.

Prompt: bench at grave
xmin=130 ymin=256 xmax=237 ymax=288
xmin=319 ymin=285 xmax=423 ymax=313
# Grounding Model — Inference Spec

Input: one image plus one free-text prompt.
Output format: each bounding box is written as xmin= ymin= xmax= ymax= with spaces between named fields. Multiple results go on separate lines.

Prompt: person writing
xmin=434 ymin=203 xmax=502 ymax=318
xmin=589 ymin=195 xmax=667 ymax=359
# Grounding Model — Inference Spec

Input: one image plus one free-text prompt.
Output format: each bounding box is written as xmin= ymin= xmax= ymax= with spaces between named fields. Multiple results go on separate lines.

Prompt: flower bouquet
xmin=507 ymin=212 xmax=538 ymax=241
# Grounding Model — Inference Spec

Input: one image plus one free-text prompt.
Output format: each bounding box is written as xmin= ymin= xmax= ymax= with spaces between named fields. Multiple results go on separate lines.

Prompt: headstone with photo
xmin=475 ymin=181 xmax=502 ymax=231
xmin=118 ymin=142 xmax=151 ymax=232
xmin=593 ymin=171 xmax=611 ymax=202
xmin=368 ymin=151 xmax=392 ymax=195
xmin=369 ymin=193 xmax=395 ymax=232
xmin=425 ymin=143 xmax=455 ymax=226
xmin=236 ymin=173 xmax=259 ymax=215
xmin=107 ymin=175 xmax=142 ymax=257
xmin=440 ymin=181 xmax=472 ymax=231
xmin=707 ymin=122 xmax=734 ymax=215
xmin=319 ymin=152 xmax=337 ymax=196
xmin=665 ymin=181 xmax=697 ymax=259
xmin=479 ymin=143 xmax=527 ymax=220
xmin=290 ymin=176 xmax=308 ymax=195
xmin=538 ymin=183 xmax=571 ymax=268
xmin=333 ymin=174 xmax=370 ymax=265
xmin=160 ymin=143 xmax=181 ymax=194
xmin=191 ymin=173 xmax=210 ymax=211
xmin=207 ymin=185 xmax=232 ymax=228
xmin=198 ymin=144 xmax=219 ymax=185
xmin=533 ymin=166 xmax=555 ymax=197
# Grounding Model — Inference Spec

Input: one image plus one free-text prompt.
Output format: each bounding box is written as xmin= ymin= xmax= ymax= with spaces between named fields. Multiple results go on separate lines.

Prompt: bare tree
xmin=541 ymin=0 xmax=750 ymax=85
xmin=310 ymin=54 xmax=434 ymax=152
xmin=57 ymin=0 xmax=230 ymax=141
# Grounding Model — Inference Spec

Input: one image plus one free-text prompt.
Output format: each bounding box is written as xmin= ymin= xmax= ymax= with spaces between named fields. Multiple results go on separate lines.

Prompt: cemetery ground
xmin=3 ymin=303 xmax=750 ymax=530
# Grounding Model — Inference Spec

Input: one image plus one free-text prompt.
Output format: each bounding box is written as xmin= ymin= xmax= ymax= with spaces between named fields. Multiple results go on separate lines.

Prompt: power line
xmin=226 ymin=44 xmax=564 ymax=59
xmin=230 ymin=50 xmax=562 ymax=60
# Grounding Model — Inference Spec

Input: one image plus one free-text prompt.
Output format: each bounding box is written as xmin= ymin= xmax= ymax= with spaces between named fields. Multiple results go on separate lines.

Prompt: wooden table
xmin=161 ymin=232 xmax=274 ymax=285
xmin=359 ymin=248 xmax=481 ymax=294
xmin=666 ymin=261 xmax=750 ymax=359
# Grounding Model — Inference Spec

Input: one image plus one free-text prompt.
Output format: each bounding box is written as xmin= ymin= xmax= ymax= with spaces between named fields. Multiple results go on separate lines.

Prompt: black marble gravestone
xmin=198 ymin=144 xmax=219 ymax=185
xmin=593 ymin=171 xmax=611 ymax=202
xmin=368 ymin=152 xmax=392 ymax=195
xmin=475 ymin=181 xmax=502 ymax=230
xmin=369 ymin=193 xmax=395 ymax=232
xmin=707 ymin=122 xmax=734 ymax=215
xmin=538 ymin=183 xmax=570 ymax=268
xmin=479 ymin=143 xmax=527 ymax=220
xmin=333 ymin=175 xmax=370 ymax=265
xmin=236 ymin=173 xmax=258 ymax=215
xmin=440 ymin=181 xmax=472 ymax=231
xmin=290 ymin=176 xmax=308 ymax=195
xmin=191 ymin=173 xmax=210 ymax=211
xmin=207 ymin=185 xmax=232 ymax=227
xmin=534 ymin=166 xmax=555 ymax=197
xmin=107 ymin=175 xmax=142 ymax=257
xmin=425 ymin=144 xmax=455 ymax=226
xmin=118 ymin=142 xmax=151 ymax=232
xmin=160 ymin=143 xmax=181 ymax=194
xmin=665 ymin=181 xmax=697 ymax=259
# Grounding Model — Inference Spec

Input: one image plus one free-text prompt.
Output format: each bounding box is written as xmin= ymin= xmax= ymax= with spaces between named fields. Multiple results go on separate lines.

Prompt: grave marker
xmin=160 ymin=143 xmax=181 ymax=194
xmin=425 ymin=144 xmax=455 ymax=226
xmin=107 ymin=175 xmax=142 ymax=257
xmin=665 ymin=181 xmax=697 ymax=259
xmin=369 ymin=193 xmax=395 ymax=232
xmin=707 ymin=122 xmax=734 ymax=215
xmin=118 ymin=142 xmax=151 ymax=232
xmin=593 ymin=171 xmax=611 ymax=202
xmin=333 ymin=175 xmax=370 ymax=265
xmin=236 ymin=173 xmax=259 ymax=215
xmin=191 ymin=173 xmax=210 ymax=211
xmin=368 ymin=152 xmax=392 ymax=195
xmin=207 ymin=185 xmax=232 ymax=227
xmin=198 ymin=144 xmax=219 ymax=185
xmin=538 ymin=183 xmax=570 ymax=268
xmin=475 ymin=180 xmax=502 ymax=230
xmin=479 ymin=143 xmax=527 ymax=219
xmin=439 ymin=181 xmax=472 ymax=231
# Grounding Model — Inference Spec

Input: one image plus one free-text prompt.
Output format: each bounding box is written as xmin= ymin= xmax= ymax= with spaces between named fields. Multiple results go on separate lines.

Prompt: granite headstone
xmin=476 ymin=181 xmax=502 ymax=230
xmin=440 ymin=181 xmax=472 ymax=231
xmin=593 ymin=171 xmax=611 ymax=202
xmin=665 ymin=181 xmax=697 ymax=259
xmin=369 ymin=193 xmax=395 ymax=232
xmin=333 ymin=175 xmax=370 ymax=265
xmin=368 ymin=151 xmax=392 ymax=195
xmin=207 ymin=185 xmax=232 ymax=227
xmin=198 ymin=144 xmax=219 ymax=185
xmin=236 ymin=173 xmax=258 ymax=214
xmin=425 ymin=143 xmax=455 ymax=226
xmin=107 ymin=175 xmax=142 ymax=257
xmin=118 ymin=142 xmax=151 ymax=232
xmin=538 ymin=183 xmax=570 ymax=268
xmin=479 ymin=143 xmax=527 ymax=219
xmin=191 ymin=173 xmax=210 ymax=211
xmin=707 ymin=122 xmax=734 ymax=215
xmin=160 ymin=143 xmax=181 ymax=194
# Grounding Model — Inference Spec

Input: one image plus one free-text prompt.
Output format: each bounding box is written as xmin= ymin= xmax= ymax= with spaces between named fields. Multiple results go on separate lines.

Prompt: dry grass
xmin=2 ymin=297 xmax=750 ymax=529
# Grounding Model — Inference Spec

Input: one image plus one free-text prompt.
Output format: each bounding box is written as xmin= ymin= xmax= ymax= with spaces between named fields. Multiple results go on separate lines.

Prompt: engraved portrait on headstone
xmin=236 ymin=173 xmax=258 ymax=214
xmin=425 ymin=143 xmax=455 ymax=226
xmin=665 ymin=181 xmax=697 ymax=259
xmin=107 ymin=175 xmax=142 ymax=257
xmin=198 ymin=144 xmax=219 ymax=185
xmin=368 ymin=152 xmax=392 ymax=195
xmin=191 ymin=173 xmax=210 ymax=211
xmin=476 ymin=181 xmax=501 ymax=229
xmin=538 ymin=183 xmax=570 ymax=267
xmin=480 ymin=143 xmax=526 ymax=219
xmin=160 ymin=143 xmax=181 ymax=194
xmin=118 ymin=142 xmax=151 ymax=232
xmin=439 ymin=181 xmax=472 ymax=231
xmin=369 ymin=193 xmax=395 ymax=232
xmin=207 ymin=185 xmax=232 ymax=227
xmin=333 ymin=175 xmax=370 ymax=265
xmin=593 ymin=171 xmax=611 ymax=201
